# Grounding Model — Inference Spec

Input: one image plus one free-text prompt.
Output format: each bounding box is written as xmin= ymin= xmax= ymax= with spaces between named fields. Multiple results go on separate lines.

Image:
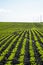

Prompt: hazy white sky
xmin=0 ymin=0 xmax=43 ymax=22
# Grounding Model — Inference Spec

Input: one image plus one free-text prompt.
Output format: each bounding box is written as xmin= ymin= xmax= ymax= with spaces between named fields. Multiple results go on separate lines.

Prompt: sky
xmin=0 ymin=0 xmax=43 ymax=22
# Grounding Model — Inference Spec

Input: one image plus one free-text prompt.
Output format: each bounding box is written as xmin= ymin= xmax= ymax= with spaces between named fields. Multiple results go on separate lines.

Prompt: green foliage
xmin=0 ymin=22 xmax=43 ymax=34
xmin=0 ymin=22 xmax=43 ymax=65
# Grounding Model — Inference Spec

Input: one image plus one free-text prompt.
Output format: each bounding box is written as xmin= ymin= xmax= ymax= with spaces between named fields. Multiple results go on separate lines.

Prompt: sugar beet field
xmin=0 ymin=22 xmax=43 ymax=65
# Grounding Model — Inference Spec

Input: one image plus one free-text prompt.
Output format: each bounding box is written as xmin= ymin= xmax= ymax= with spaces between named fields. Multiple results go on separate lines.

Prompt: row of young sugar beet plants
xmin=0 ymin=29 xmax=43 ymax=65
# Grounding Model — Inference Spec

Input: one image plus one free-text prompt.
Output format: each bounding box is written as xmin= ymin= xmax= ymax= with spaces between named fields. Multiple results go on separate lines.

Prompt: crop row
xmin=0 ymin=30 xmax=43 ymax=65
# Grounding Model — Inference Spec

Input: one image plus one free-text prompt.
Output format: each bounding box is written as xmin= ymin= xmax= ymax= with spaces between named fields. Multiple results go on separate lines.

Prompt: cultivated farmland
xmin=0 ymin=22 xmax=43 ymax=65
